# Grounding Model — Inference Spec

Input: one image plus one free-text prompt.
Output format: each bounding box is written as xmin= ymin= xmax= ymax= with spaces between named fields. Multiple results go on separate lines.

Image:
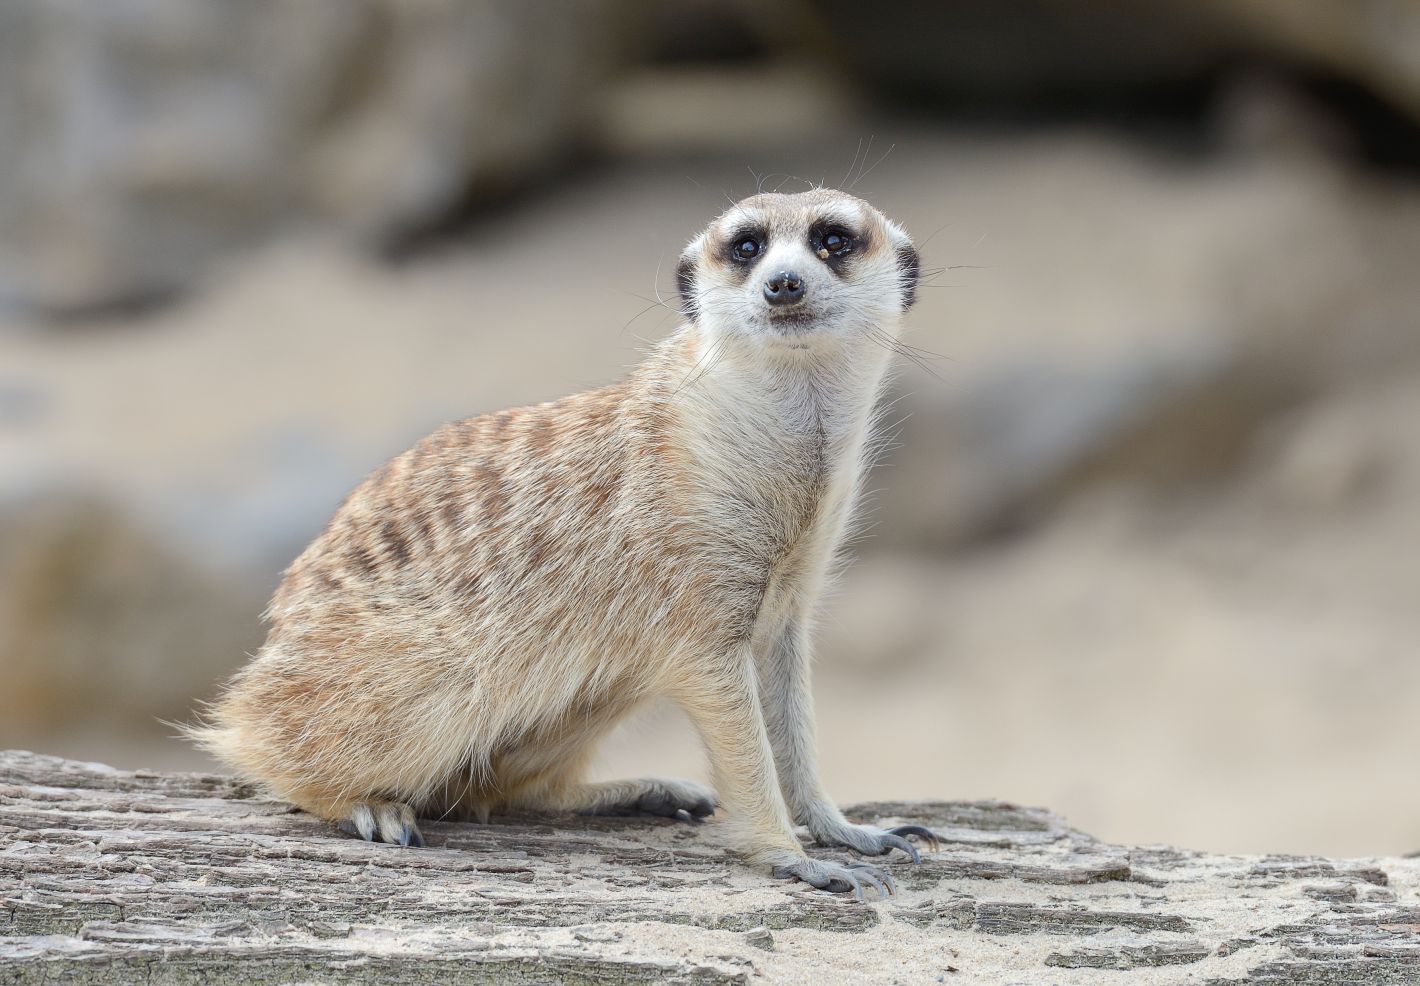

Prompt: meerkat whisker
xmin=848 ymin=142 xmax=895 ymax=191
xmin=842 ymin=137 xmax=865 ymax=188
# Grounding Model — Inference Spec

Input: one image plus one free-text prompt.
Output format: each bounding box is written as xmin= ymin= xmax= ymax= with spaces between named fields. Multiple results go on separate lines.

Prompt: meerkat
xmin=189 ymin=186 xmax=936 ymax=899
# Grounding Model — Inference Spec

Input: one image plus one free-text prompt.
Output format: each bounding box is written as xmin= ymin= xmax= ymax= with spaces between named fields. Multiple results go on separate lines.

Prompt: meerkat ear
xmin=895 ymin=243 xmax=920 ymax=310
xmin=676 ymin=250 xmax=699 ymax=322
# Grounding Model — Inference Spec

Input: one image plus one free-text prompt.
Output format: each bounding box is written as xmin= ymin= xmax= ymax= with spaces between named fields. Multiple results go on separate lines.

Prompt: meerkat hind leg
xmin=336 ymin=798 xmax=425 ymax=848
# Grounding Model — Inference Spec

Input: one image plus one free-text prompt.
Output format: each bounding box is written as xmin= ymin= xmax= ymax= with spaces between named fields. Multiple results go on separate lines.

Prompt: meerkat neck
xmin=651 ymin=323 xmax=896 ymax=487
xmin=694 ymin=325 xmax=891 ymax=431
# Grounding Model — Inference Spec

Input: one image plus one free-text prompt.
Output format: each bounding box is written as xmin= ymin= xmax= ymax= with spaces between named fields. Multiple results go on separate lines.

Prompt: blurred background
xmin=2 ymin=0 xmax=1418 ymax=859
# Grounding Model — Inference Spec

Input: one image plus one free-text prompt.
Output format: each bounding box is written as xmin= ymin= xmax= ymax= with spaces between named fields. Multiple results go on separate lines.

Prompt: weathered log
xmin=1 ymin=750 xmax=1417 ymax=984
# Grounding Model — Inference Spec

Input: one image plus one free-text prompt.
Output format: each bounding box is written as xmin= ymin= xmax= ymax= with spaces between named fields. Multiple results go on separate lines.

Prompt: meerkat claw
xmin=877 ymin=832 xmax=922 ymax=863
xmin=848 ymin=863 xmax=896 ymax=899
xmin=346 ymin=803 xmax=378 ymax=841
xmin=887 ymin=824 xmax=941 ymax=853
xmin=337 ymin=800 xmax=424 ymax=847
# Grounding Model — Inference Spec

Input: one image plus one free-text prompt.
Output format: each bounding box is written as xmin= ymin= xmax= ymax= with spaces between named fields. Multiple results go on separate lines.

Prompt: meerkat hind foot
xmin=812 ymin=821 xmax=940 ymax=862
xmin=336 ymin=799 xmax=425 ymax=848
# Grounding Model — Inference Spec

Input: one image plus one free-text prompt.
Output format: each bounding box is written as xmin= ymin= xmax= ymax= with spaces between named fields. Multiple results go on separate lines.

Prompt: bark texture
xmin=1 ymin=750 xmax=1417 ymax=984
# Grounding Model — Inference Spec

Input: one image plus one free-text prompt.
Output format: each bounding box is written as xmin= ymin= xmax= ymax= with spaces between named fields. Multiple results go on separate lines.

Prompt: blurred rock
xmin=0 ymin=494 xmax=264 ymax=745
xmin=869 ymin=329 xmax=1412 ymax=549
xmin=0 ymin=0 xmax=625 ymax=317
xmin=1248 ymin=367 xmax=1420 ymax=515
xmin=8 ymin=0 xmax=1420 ymax=318
xmin=638 ymin=0 xmax=771 ymax=64
xmin=855 ymin=127 xmax=1420 ymax=549
xmin=2 ymin=126 xmax=1419 ymax=857
xmin=597 ymin=62 xmax=862 ymax=155
xmin=304 ymin=1 xmax=626 ymax=244
xmin=1212 ymin=69 xmax=1364 ymax=162
xmin=869 ymin=341 xmax=1250 ymax=548
xmin=1207 ymin=0 xmax=1420 ymax=126
xmin=808 ymin=0 xmax=1420 ymax=142
xmin=808 ymin=0 xmax=1231 ymax=104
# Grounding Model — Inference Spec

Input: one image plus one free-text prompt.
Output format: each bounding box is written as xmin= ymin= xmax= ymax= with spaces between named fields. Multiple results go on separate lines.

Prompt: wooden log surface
xmin=1 ymin=750 xmax=1417 ymax=984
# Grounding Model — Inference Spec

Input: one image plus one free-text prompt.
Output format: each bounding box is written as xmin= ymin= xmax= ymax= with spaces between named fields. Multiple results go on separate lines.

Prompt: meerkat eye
xmin=821 ymin=229 xmax=852 ymax=255
xmin=732 ymin=237 xmax=762 ymax=261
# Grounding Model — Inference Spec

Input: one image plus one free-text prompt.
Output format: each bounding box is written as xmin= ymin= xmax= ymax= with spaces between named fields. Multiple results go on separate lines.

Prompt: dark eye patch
xmin=810 ymin=221 xmax=865 ymax=271
xmin=724 ymin=227 xmax=767 ymax=265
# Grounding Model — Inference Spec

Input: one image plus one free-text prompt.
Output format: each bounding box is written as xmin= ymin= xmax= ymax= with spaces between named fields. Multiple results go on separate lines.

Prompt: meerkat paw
xmin=336 ymin=799 xmax=425 ymax=847
xmin=588 ymin=778 xmax=717 ymax=823
xmin=770 ymin=855 xmax=898 ymax=901
xmin=630 ymin=778 xmax=717 ymax=822
xmin=810 ymin=819 xmax=940 ymax=862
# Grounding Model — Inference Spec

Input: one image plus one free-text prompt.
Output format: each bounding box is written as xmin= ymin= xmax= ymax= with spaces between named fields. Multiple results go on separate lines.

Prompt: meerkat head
xmin=676 ymin=188 xmax=918 ymax=348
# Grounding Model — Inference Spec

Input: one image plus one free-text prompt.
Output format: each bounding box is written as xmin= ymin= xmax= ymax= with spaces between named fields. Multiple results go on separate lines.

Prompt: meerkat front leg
xmin=676 ymin=646 xmax=898 ymax=900
xmin=760 ymin=620 xmax=939 ymax=860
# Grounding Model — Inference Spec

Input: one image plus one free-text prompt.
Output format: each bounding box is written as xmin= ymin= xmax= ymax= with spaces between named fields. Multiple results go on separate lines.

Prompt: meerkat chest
xmin=692 ymin=388 xmax=867 ymax=568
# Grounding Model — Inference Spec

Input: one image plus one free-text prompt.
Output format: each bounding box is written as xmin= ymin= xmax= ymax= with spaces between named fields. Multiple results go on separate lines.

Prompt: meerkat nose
xmin=763 ymin=271 xmax=805 ymax=306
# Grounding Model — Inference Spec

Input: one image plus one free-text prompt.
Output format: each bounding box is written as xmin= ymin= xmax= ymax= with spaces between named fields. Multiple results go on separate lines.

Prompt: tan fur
xmin=190 ymin=188 xmax=929 ymax=893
